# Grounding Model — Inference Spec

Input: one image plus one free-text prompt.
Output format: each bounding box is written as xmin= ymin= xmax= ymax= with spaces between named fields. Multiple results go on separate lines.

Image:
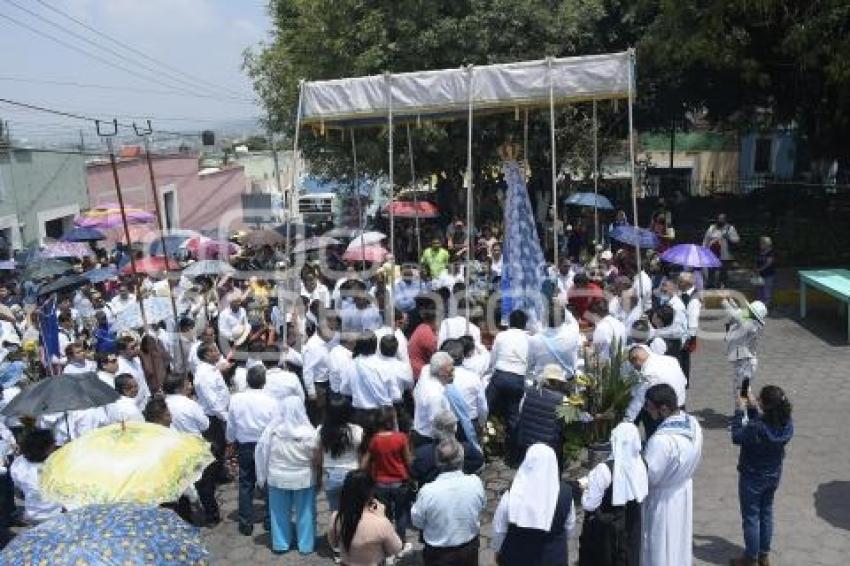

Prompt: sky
xmin=0 ymin=0 xmax=270 ymax=145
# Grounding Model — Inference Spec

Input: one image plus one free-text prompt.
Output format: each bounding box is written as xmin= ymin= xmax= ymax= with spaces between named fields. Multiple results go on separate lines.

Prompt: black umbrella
xmin=37 ymin=274 xmax=89 ymax=296
xmin=23 ymin=258 xmax=73 ymax=280
xmin=1 ymin=373 xmax=119 ymax=418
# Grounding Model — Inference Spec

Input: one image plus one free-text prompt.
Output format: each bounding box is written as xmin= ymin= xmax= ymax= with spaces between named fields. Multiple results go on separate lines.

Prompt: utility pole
xmin=79 ymin=129 xmax=85 ymax=152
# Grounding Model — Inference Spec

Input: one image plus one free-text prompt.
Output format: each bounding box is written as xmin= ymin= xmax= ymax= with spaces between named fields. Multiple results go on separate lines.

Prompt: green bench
xmin=799 ymin=269 xmax=850 ymax=342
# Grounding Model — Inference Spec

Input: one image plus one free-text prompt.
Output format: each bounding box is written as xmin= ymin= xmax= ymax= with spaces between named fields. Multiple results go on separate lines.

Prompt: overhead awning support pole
xmin=548 ymin=57 xmax=559 ymax=263
xmin=406 ymin=123 xmax=421 ymax=260
xmin=386 ymin=73 xmax=396 ymax=327
xmin=465 ymin=65 xmax=474 ymax=331
xmin=282 ymin=79 xmax=305 ymax=351
xmin=350 ymin=129 xmax=366 ymax=272
xmin=627 ymin=48 xmax=643 ymax=301
xmin=593 ymin=99 xmax=599 ymax=246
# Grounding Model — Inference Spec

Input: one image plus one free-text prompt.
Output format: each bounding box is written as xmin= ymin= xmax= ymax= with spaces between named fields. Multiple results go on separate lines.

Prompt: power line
xmin=2 ymin=0 xmax=253 ymax=103
xmin=33 ymin=0 xmax=251 ymax=101
xmin=0 ymin=9 xmax=255 ymax=106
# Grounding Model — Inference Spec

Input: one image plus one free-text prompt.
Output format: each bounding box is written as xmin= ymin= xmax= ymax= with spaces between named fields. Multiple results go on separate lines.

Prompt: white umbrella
xmin=113 ymin=297 xmax=174 ymax=332
xmin=350 ymin=231 xmax=386 ymax=245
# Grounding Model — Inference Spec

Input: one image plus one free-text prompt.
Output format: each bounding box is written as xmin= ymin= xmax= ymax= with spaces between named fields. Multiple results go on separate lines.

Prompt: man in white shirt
xmin=188 ymin=326 xmax=216 ymax=375
xmin=443 ymin=340 xmax=487 ymax=427
xmin=677 ymin=272 xmax=701 ymax=386
xmin=624 ymin=345 xmax=687 ymax=437
xmin=104 ymin=374 xmax=145 ymax=424
xmin=327 ymin=335 xmax=354 ymax=397
xmin=116 ymin=336 xmax=151 ymax=411
xmin=161 ymin=373 xmax=219 ymax=526
xmin=300 ymin=270 xmax=331 ymax=310
xmin=96 ymin=353 xmax=119 ymax=388
xmin=302 ymin=315 xmax=338 ymax=422
xmin=194 ymin=342 xmax=232 ymax=490
xmin=341 ymin=333 xmax=401 ymax=423
xmin=590 ymin=299 xmax=627 ymax=363
xmin=460 ymin=335 xmax=490 ymax=379
xmin=61 ymin=342 xmax=97 ymax=375
xmin=374 ymin=308 xmax=410 ymax=365
xmin=437 ymin=299 xmax=482 ymax=348
xmin=53 ymin=313 xmax=76 ymax=366
xmin=109 ymin=285 xmax=136 ymax=316
xmin=412 ymin=352 xmax=453 ymax=446
xmin=486 ymin=310 xmax=529 ymax=448
xmin=226 ymin=365 xmax=278 ymax=536
xmin=631 ymin=270 xmax=653 ymax=313
xmin=217 ymin=293 xmax=249 ymax=347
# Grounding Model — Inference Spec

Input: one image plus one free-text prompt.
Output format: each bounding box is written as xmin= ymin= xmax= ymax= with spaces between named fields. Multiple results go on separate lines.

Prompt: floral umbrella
xmin=39 ymin=241 xmax=94 ymax=259
xmin=0 ymin=503 xmax=208 ymax=565
xmin=40 ymin=422 xmax=213 ymax=507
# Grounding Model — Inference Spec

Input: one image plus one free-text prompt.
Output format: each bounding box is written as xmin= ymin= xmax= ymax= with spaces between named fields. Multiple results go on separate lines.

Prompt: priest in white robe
xmin=640 ymin=382 xmax=703 ymax=566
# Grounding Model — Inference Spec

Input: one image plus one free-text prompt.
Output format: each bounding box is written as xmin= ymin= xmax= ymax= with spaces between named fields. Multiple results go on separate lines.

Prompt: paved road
xmin=202 ymin=306 xmax=850 ymax=565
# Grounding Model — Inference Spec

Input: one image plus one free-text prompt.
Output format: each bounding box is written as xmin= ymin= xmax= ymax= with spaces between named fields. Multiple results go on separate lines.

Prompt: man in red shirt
xmin=568 ymin=272 xmax=604 ymax=325
xmin=407 ymin=305 xmax=437 ymax=381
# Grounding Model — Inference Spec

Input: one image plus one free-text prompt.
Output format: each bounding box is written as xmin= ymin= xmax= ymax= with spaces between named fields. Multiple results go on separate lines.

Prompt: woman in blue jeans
xmin=730 ymin=385 xmax=793 ymax=566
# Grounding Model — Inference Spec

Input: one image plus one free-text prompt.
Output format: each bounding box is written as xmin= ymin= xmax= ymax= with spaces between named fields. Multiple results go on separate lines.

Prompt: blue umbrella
xmin=565 ymin=192 xmax=614 ymax=210
xmin=610 ymin=225 xmax=659 ymax=248
xmin=60 ymin=227 xmax=105 ymax=242
xmin=82 ymin=266 xmax=118 ymax=284
xmin=660 ymin=244 xmax=721 ymax=268
xmin=149 ymin=234 xmax=192 ymax=257
xmin=0 ymin=503 xmax=208 ymax=565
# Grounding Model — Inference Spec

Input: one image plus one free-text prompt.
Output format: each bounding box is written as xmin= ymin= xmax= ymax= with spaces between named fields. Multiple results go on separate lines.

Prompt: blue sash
xmin=541 ymin=332 xmax=573 ymax=373
xmin=655 ymin=413 xmax=696 ymax=440
xmin=444 ymin=383 xmax=482 ymax=456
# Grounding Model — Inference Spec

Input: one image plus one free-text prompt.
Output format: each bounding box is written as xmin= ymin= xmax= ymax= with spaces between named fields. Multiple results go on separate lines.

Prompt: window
xmin=754 ymin=138 xmax=772 ymax=174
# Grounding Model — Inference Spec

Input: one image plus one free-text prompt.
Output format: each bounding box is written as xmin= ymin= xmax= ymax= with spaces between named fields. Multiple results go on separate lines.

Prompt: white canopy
xmin=301 ymin=51 xmax=632 ymax=125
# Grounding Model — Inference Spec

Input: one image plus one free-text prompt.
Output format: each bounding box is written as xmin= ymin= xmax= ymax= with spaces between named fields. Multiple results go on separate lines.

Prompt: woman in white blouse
xmin=9 ymin=428 xmax=63 ymax=523
xmin=255 ymin=397 xmax=319 ymax=555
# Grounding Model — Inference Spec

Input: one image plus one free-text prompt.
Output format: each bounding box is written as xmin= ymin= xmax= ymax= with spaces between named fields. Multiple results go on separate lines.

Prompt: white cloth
xmin=302 ymin=333 xmax=331 ymax=397
xmin=264 ymin=367 xmax=305 ymax=405
xmin=462 ymin=349 xmax=491 ymax=378
xmin=493 ymin=483 xmax=575 ymax=552
xmin=217 ymin=307 xmax=248 ymax=342
xmin=489 ymin=328 xmax=529 ymax=376
xmin=624 ymin=351 xmax=687 ymax=422
xmin=226 ymin=388 xmax=278 ymax=443
xmin=97 ymin=370 xmax=116 ymax=389
xmin=342 ymin=356 xmax=401 ymax=410
xmin=117 ymin=355 xmax=150 ymax=411
xmin=193 ymin=361 xmax=231 ymax=421
xmin=10 ymin=457 xmax=63 ymax=522
xmin=641 ymin=413 xmax=703 ymax=566
xmin=653 ymin=295 xmax=688 ymax=345
xmin=104 ymin=396 xmax=145 ymax=424
xmin=255 ymin=397 xmax=316 ymax=490
xmin=62 ymin=360 xmax=97 ymax=374
xmin=507 ymin=444 xmax=560 ymax=530
xmin=632 ymin=271 xmax=653 ymax=311
xmin=437 ymin=316 xmax=482 ymax=348
xmin=610 ymin=422 xmax=648 ymax=505
xmin=165 ymin=394 xmax=209 ymax=436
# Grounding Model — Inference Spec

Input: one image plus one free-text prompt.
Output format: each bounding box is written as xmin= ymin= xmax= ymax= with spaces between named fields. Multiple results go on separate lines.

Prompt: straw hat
xmin=542 ymin=363 xmax=567 ymax=383
xmin=231 ymin=324 xmax=251 ymax=346
xmin=747 ymin=300 xmax=767 ymax=325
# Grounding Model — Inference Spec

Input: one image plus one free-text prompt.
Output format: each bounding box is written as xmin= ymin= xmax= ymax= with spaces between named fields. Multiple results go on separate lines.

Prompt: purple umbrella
xmin=75 ymin=203 xmax=156 ymax=229
xmin=660 ymin=244 xmax=721 ymax=268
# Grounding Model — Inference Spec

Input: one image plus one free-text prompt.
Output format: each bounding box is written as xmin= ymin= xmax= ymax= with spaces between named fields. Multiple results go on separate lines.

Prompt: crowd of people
xmin=0 ymin=209 xmax=794 ymax=566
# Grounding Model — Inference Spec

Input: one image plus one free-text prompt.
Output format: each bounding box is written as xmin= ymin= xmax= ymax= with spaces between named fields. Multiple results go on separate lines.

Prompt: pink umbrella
xmin=39 ymin=241 xmax=94 ymax=258
xmin=76 ymin=203 xmax=156 ymax=229
xmin=342 ymin=244 xmax=388 ymax=263
xmin=385 ymin=200 xmax=439 ymax=218
xmin=197 ymin=240 xmax=238 ymax=259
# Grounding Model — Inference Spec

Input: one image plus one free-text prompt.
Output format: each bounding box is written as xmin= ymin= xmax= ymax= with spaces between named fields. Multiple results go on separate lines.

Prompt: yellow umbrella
xmin=40 ymin=422 xmax=213 ymax=508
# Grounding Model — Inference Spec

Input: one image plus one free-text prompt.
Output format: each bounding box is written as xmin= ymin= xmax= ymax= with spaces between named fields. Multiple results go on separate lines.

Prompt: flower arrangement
xmin=556 ymin=339 xmax=637 ymax=458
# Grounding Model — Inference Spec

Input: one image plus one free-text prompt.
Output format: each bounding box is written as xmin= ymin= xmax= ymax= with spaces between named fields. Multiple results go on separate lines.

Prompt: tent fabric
xmin=301 ymin=51 xmax=632 ymax=125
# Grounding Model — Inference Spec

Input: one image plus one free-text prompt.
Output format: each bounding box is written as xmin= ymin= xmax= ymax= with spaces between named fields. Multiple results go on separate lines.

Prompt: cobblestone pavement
xmin=202 ymin=307 xmax=850 ymax=565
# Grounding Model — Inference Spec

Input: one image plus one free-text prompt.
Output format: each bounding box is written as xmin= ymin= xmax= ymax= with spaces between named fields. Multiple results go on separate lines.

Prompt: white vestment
xmin=641 ymin=413 xmax=703 ymax=566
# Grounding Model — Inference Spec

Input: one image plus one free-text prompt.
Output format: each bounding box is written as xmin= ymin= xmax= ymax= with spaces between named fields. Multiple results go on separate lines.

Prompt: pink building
xmin=86 ymin=153 xmax=249 ymax=237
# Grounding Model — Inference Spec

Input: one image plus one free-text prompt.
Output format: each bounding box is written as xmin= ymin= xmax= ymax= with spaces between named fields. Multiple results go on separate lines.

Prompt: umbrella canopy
xmin=113 ymin=297 xmax=174 ymax=333
xmin=82 ymin=266 xmax=118 ymax=284
xmin=342 ymin=244 xmax=389 ymax=263
xmin=120 ymin=256 xmax=180 ymax=275
xmin=37 ymin=274 xmax=89 ymax=297
xmin=350 ymin=230 xmax=387 ymax=245
xmin=76 ymin=204 xmax=156 ymax=230
xmin=0 ymin=372 xmax=118 ymax=418
xmin=60 ymin=227 xmax=105 ymax=242
xmin=23 ymin=258 xmax=73 ymax=280
xmin=565 ymin=192 xmax=614 ymax=210
xmin=660 ymin=243 xmax=721 ymax=268
xmin=149 ymin=234 xmax=195 ymax=257
xmin=38 ymin=241 xmax=94 ymax=259
xmin=385 ymin=200 xmax=440 ymax=218
xmin=242 ymin=229 xmax=285 ymax=247
xmin=182 ymin=260 xmax=236 ymax=278
xmin=0 ymin=503 xmax=209 ymax=565
xmin=293 ymin=236 xmax=341 ymax=253
xmin=41 ymin=422 xmax=214 ymax=507
xmin=610 ymin=225 xmax=659 ymax=248
xmin=323 ymin=227 xmax=360 ymax=239
xmin=196 ymin=240 xmax=238 ymax=259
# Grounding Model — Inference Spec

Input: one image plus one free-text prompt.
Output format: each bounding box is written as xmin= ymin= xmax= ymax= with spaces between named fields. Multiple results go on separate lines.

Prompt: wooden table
xmin=799 ymin=269 xmax=850 ymax=342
